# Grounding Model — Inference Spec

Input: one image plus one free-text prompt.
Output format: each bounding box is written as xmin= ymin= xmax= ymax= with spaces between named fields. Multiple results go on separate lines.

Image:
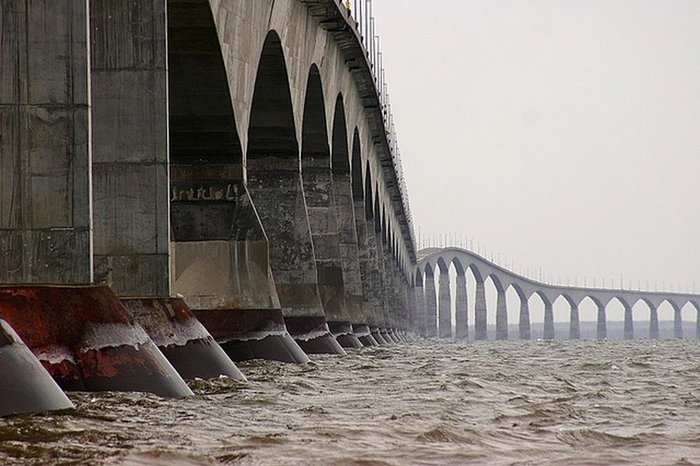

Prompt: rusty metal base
xmin=0 ymin=285 xmax=193 ymax=398
xmin=0 ymin=319 xmax=74 ymax=417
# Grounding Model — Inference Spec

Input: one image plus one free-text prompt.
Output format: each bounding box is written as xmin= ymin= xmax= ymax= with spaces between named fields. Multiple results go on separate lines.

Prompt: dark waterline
xmin=2 ymin=340 xmax=700 ymax=465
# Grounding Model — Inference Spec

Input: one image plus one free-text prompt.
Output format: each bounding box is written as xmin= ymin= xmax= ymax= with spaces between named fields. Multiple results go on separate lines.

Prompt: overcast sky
xmin=372 ymin=0 xmax=700 ymax=298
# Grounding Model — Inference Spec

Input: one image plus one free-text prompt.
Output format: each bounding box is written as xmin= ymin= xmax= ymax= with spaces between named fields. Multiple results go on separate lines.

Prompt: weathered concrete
xmin=90 ymin=0 xmax=170 ymax=296
xmin=596 ymin=302 xmax=607 ymax=339
xmin=543 ymin=299 xmax=554 ymax=340
xmin=649 ymin=305 xmax=659 ymax=339
xmin=414 ymin=273 xmax=426 ymax=337
xmin=1 ymin=0 xmax=92 ymax=284
xmin=623 ymin=302 xmax=634 ymax=340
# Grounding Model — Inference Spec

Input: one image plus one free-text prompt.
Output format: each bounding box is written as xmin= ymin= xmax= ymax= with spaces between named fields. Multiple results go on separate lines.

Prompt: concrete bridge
xmin=0 ymin=0 xmax=417 ymax=415
xmin=416 ymin=247 xmax=700 ymax=341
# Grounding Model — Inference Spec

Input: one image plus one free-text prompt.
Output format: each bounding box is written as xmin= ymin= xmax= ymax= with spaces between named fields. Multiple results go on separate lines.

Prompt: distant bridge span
xmin=415 ymin=247 xmax=700 ymax=340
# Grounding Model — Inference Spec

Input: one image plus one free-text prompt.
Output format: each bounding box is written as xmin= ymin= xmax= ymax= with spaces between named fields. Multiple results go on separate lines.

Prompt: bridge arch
xmin=246 ymin=29 xmax=328 ymax=334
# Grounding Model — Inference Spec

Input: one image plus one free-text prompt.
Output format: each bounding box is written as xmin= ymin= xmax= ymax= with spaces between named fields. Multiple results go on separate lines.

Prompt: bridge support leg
xmin=414 ymin=283 xmax=426 ymax=338
xmin=569 ymin=303 xmax=580 ymax=340
xmin=649 ymin=305 xmax=659 ymax=339
xmin=474 ymin=280 xmax=488 ymax=340
xmin=697 ymin=309 xmax=700 ymax=340
xmin=455 ymin=274 xmax=468 ymax=339
xmin=597 ymin=303 xmax=607 ymax=339
xmin=424 ymin=274 xmax=437 ymax=338
xmin=624 ymin=304 xmax=634 ymax=340
xmin=496 ymin=290 xmax=508 ymax=340
xmin=674 ymin=306 xmax=683 ymax=339
xmin=519 ymin=299 xmax=530 ymax=340
xmin=438 ymin=270 xmax=452 ymax=339
xmin=543 ymin=301 xmax=555 ymax=340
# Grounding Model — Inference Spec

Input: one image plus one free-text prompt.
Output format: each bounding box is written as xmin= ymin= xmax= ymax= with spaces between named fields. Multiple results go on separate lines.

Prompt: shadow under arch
xmin=246 ymin=30 xmax=341 ymax=355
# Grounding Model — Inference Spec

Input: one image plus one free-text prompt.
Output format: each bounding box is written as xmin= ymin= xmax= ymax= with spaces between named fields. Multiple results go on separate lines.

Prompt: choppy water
xmin=2 ymin=339 xmax=700 ymax=465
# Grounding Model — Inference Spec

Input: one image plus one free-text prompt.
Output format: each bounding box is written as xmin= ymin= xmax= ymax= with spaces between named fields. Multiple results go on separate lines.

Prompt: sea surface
xmin=2 ymin=339 xmax=700 ymax=465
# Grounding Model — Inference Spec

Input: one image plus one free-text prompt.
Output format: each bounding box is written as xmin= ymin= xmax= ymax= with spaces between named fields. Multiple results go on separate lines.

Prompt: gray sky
xmin=373 ymin=0 xmax=700 ymax=302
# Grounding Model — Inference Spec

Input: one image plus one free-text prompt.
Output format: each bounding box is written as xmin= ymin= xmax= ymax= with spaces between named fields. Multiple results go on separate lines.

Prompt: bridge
xmin=416 ymin=247 xmax=700 ymax=341
xmin=0 ymin=0 xmax=696 ymax=418
xmin=0 ymin=0 xmax=417 ymax=415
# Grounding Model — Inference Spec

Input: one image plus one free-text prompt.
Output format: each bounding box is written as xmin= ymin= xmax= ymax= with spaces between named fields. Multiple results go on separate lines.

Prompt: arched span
xmin=301 ymin=65 xmax=329 ymax=161
xmin=414 ymin=267 xmax=424 ymax=287
xmin=247 ymin=31 xmax=297 ymax=159
xmin=246 ymin=30 xmax=326 ymax=331
xmin=451 ymin=258 xmax=465 ymax=276
xmin=436 ymin=257 xmax=449 ymax=274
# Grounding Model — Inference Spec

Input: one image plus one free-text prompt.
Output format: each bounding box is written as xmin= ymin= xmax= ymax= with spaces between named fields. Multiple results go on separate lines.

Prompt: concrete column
xmin=303 ymin=160 xmax=351 ymax=329
xmin=495 ymin=290 xmax=508 ymax=340
xmin=438 ymin=270 xmax=451 ymax=339
xmin=454 ymin=273 xmax=468 ymax=339
xmin=407 ymin=280 xmax=417 ymax=333
xmin=649 ymin=305 xmax=659 ymax=339
xmin=674 ymin=305 xmax=683 ymax=339
xmin=369 ymin=229 xmax=389 ymax=327
xmin=569 ymin=303 xmax=580 ymax=340
xmin=597 ymin=303 xmax=607 ymax=340
xmin=424 ymin=273 xmax=437 ymax=338
xmin=1 ymin=0 xmax=92 ymax=284
xmin=519 ymin=298 xmax=530 ymax=340
xmin=474 ymin=280 xmax=487 ymax=340
xmin=353 ymin=202 xmax=380 ymax=328
xmin=543 ymin=301 xmax=554 ymax=340
xmin=414 ymin=280 xmax=426 ymax=337
xmin=623 ymin=304 xmax=634 ymax=340
xmin=90 ymin=0 xmax=170 ymax=296
xmin=246 ymin=159 xmax=326 ymax=323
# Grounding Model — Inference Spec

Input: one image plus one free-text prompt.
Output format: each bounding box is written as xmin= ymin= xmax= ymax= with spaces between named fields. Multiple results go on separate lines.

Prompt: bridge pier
xmin=596 ymin=303 xmax=607 ymax=339
xmin=474 ymin=280 xmax=488 ymax=340
xmin=673 ymin=305 xmax=683 ymax=339
xmin=455 ymin=273 xmax=468 ymax=339
xmin=624 ymin=303 xmax=634 ymax=340
xmin=424 ymin=268 xmax=438 ymax=338
xmin=438 ymin=269 xmax=452 ymax=338
xmin=543 ymin=300 xmax=555 ymax=340
xmin=569 ymin=303 xmax=581 ymax=340
xmin=519 ymin=299 xmax=530 ymax=340
xmin=649 ymin=305 xmax=660 ymax=339
xmin=496 ymin=290 xmax=508 ymax=340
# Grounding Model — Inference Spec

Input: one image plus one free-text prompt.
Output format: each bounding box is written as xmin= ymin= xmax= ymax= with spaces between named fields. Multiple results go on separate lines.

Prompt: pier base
xmin=0 ymin=319 xmax=74 ymax=417
xmin=121 ymin=298 xmax=245 ymax=381
xmin=285 ymin=316 xmax=347 ymax=355
xmin=0 ymin=286 xmax=192 ymax=398
xmin=193 ymin=309 xmax=309 ymax=364
xmin=330 ymin=321 xmax=363 ymax=348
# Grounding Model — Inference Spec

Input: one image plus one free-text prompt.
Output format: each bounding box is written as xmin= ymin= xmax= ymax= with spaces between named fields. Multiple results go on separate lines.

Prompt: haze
xmin=372 ymin=0 xmax=700 ymax=300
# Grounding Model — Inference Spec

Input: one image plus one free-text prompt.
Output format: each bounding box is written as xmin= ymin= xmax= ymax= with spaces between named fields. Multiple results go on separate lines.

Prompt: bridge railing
xmin=343 ymin=0 xmax=415 ymax=250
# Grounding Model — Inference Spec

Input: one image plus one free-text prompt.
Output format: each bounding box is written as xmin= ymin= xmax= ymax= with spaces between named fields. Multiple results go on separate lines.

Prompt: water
xmin=2 ymin=340 xmax=700 ymax=465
